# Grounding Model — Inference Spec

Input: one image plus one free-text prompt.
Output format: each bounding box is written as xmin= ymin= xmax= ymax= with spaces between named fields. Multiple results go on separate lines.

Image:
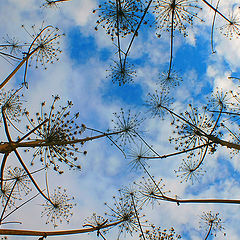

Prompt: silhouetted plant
xmin=153 ymin=0 xmax=201 ymax=36
xmin=111 ymin=108 xmax=143 ymax=146
xmin=108 ymin=60 xmax=136 ymax=85
xmin=146 ymin=88 xmax=173 ymax=119
xmin=199 ymin=211 xmax=224 ymax=239
xmin=24 ymin=95 xmax=83 ymax=173
xmin=93 ymin=0 xmax=143 ymax=39
xmin=0 ymin=0 xmax=240 ymax=239
xmin=41 ymin=186 xmax=75 ymax=227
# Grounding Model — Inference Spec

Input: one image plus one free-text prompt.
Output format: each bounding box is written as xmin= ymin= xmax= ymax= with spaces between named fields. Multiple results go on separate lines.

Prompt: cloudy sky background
xmin=0 ymin=0 xmax=240 ymax=239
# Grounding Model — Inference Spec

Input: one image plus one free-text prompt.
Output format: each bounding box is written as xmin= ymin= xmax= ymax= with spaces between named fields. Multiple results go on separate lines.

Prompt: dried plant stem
xmin=1 ymin=193 xmax=40 ymax=223
xmin=17 ymin=119 xmax=49 ymax=143
xmin=131 ymin=195 xmax=146 ymax=240
xmin=154 ymin=194 xmax=240 ymax=205
xmin=0 ymin=153 xmax=9 ymax=190
xmin=0 ymin=51 xmax=22 ymax=61
xmin=123 ymin=0 xmax=153 ymax=66
xmin=0 ymin=219 xmax=124 ymax=237
xmin=201 ymin=0 xmax=232 ymax=24
xmin=167 ymin=0 xmax=175 ymax=79
xmin=210 ymin=0 xmax=220 ymax=53
xmin=204 ymin=222 xmax=213 ymax=240
xmin=0 ymin=129 xmax=128 ymax=153
xmin=162 ymin=105 xmax=240 ymax=150
xmin=0 ymin=47 xmax=38 ymax=90
xmin=143 ymin=143 xmax=211 ymax=159
xmin=14 ymin=150 xmax=53 ymax=205
xmin=0 ymin=180 xmax=17 ymax=224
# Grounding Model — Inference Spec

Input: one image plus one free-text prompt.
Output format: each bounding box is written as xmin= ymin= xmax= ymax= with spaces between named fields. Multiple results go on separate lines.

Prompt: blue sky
xmin=0 ymin=0 xmax=240 ymax=239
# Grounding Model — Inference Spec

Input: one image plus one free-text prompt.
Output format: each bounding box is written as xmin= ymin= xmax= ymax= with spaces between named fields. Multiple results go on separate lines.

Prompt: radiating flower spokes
xmin=219 ymin=8 xmax=240 ymax=39
xmin=24 ymin=96 xmax=85 ymax=173
xmin=93 ymin=0 xmax=144 ymax=39
xmin=145 ymin=88 xmax=173 ymax=119
xmin=41 ymin=186 xmax=75 ymax=227
xmin=6 ymin=166 xmax=31 ymax=196
xmin=0 ymin=88 xmax=24 ymax=124
xmin=170 ymin=105 xmax=215 ymax=151
xmin=199 ymin=211 xmax=225 ymax=238
xmin=22 ymin=23 xmax=64 ymax=69
xmin=153 ymin=0 xmax=201 ymax=35
xmin=111 ymin=108 xmax=144 ymax=146
xmin=107 ymin=60 xmax=136 ymax=86
xmin=104 ymin=193 xmax=146 ymax=237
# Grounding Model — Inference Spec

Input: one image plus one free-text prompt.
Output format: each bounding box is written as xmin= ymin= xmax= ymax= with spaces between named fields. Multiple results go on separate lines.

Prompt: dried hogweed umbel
xmin=24 ymin=96 xmax=85 ymax=173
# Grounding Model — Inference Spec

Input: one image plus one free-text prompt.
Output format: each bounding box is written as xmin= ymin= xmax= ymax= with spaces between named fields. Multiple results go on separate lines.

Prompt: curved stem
xmin=2 ymin=108 xmax=12 ymax=142
xmin=0 ymin=153 xmax=9 ymax=190
xmin=14 ymin=150 xmax=53 ymax=205
xmin=204 ymin=223 xmax=213 ymax=240
xmin=210 ymin=0 xmax=220 ymax=53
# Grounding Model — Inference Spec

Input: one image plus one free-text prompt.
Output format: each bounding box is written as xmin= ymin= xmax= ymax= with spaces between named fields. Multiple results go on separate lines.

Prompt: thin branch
xmin=123 ymin=0 xmax=153 ymax=66
xmin=204 ymin=223 xmax=213 ymax=240
xmin=201 ymin=0 xmax=232 ymax=24
xmin=1 ymin=192 xmax=41 ymax=222
xmin=131 ymin=195 xmax=146 ymax=240
xmin=0 ymin=180 xmax=17 ymax=224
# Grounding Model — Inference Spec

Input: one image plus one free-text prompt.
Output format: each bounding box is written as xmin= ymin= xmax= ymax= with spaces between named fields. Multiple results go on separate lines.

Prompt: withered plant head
xmin=93 ymin=0 xmax=143 ymax=39
xmin=22 ymin=23 xmax=64 ymax=69
xmin=153 ymin=0 xmax=201 ymax=36
xmin=200 ymin=211 xmax=224 ymax=236
xmin=84 ymin=213 xmax=108 ymax=228
xmin=104 ymin=194 xmax=144 ymax=237
xmin=0 ymin=88 xmax=24 ymax=123
xmin=6 ymin=166 xmax=31 ymax=196
xmin=111 ymin=108 xmax=143 ymax=146
xmin=219 ymin=9 xmax=240 ymax=39
xmin=208 ymin=89 xmax=231 ymax=110
xmin=146 ymin=89 xmax=173 ymax=119
xmin=159 ymin=70 xmax=182 ymax=87
xmin=41 ymin=186 xmax=75 ymax=227
xmin=144 ymin=225 xmax=181 ymax=239
xmin=108 ymin=61 xmax=136 ymax=86
xmin=24 ymin=95 xmax=85 ymax=173
xmin=170 ymin=105 xmax=215 ymax=151
xmin=175 ymin=158 xmax=205 ymax=184
xmin=134 ymin=177 xmax=168 ymax=207
xmin=127 ymin=144 xmax=151 ymax=171
xmin=1 ymin=35 xmax=23 ymax=55
xmin=0 ymin=182 xmax=16 ymax=208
